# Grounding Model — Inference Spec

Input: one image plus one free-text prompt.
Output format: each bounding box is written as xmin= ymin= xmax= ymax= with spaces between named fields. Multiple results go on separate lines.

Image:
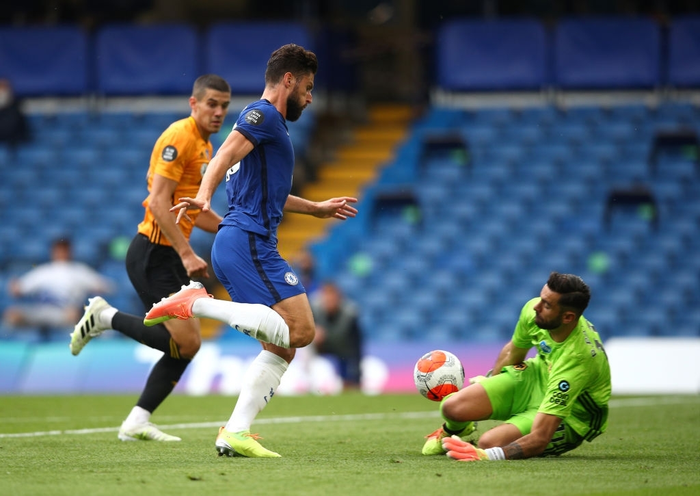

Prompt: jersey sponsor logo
xmin=513 ymin=362 xmax=528 ymax=371
xmin=162 ymin=145 xmax=178 ymax=161
xmin=244 ymin=109 xmax=264 ymax=126
xmin=558 ymin=380 xmax=570 ymax=392
xmin=549 ymin=390 xmax=569 ymax=406
xmin=284 ymin=271 xmax=299 ymax=286
xmin=539 ymin=340 xmax=552 ymax=354
xmin=225 ymin=162 xmax=240 ymax=182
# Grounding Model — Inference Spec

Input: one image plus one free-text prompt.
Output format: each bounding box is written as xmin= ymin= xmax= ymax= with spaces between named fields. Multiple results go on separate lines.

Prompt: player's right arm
xmin=490 ymin=340 xmax=529 ymax=376
xmin=149 ymin=172 xmax=209 ymax=279
xmin=172 ymin=129 xmax=254 ymax=220
xmin=490 ymin=299 xmax=538 ymax=376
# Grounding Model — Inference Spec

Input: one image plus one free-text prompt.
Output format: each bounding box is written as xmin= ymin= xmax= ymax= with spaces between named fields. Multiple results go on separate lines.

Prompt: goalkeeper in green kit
xmin=422 ymin=272 xmax=611 ymax=461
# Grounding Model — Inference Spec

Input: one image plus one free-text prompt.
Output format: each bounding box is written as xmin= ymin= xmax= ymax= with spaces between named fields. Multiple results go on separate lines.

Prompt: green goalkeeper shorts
xmin=481 ymin=358 xmax=583 ymax=456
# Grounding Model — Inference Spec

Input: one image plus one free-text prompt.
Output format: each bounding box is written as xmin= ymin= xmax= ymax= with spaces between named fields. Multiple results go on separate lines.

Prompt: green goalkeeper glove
xmin=468 ymin=369 xmax=493 ymax=385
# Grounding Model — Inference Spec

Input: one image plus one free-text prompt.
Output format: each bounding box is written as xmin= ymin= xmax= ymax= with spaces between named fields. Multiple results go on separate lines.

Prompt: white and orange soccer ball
xmin=413 ymin=350 xmax=465 ymax=401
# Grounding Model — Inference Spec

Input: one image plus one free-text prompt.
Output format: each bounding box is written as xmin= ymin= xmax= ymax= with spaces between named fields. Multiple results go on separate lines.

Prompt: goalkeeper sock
xmin=225 ymin=350 xmax=289 ymax=432
xmin=136 ymin=354 xmax=190 ymax=413
xmin=439 ymin=393 xmax=472 ymax=435
xmin=192 ymin=298 xmax=290 ymax=348
xmin=113 ymin=311 xmax=174 ymax=355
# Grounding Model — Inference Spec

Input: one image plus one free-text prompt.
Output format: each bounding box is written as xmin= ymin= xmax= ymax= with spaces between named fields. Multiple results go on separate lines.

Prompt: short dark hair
xmin=192 ymin=74 xmax=230 ymax=99
xmin=546 ymin=271 xmax=591 ymax=315
xmin=265 ymin=44 xmax=318 ymax=85
xmin=52 ymin=238 xmax=71 ymax=250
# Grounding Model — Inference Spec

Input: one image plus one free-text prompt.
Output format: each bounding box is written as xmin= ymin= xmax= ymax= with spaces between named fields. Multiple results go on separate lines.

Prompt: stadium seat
xmin=0 ymin=26 xmax=88 ymax=96
xmin=96 ymin=24 xmax=199 ymax=95
xmin=436 ymin=19 xmax=547 ymax=91
xmin=554 ymin=18 xmax=661 ymax=89
xmin=205 ymin=22 xmax=312 ymax=95
xmin=668 ymin=16 xmax=700 ymax=87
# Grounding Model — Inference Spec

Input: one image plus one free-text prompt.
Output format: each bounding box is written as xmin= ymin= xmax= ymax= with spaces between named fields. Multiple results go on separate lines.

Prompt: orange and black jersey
xmin=137 ymin=116 xmax=213 ymax=246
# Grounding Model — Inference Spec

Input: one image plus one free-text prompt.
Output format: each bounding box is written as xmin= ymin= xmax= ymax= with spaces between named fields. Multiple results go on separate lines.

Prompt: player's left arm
xmin=501 ymin=412 xmax=562 ymax=459
xmin=284 ymin=195 xmax=358 ymax=220
xmin=443 ymin=412 xmax=562 ymax=461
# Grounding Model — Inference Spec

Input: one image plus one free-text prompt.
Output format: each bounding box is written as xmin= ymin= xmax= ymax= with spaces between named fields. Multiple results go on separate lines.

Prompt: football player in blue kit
xmin=145 ymin=43 xmax=358 ymax=457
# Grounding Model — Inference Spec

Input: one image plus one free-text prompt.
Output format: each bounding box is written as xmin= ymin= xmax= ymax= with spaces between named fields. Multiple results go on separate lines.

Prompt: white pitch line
xmin=1 ymin=396 xmax=698 ymax=439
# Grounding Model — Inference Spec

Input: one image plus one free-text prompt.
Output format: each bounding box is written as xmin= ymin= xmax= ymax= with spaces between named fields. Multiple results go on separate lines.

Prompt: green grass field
xmin=1 ymin=394 xmax=699 ymax=496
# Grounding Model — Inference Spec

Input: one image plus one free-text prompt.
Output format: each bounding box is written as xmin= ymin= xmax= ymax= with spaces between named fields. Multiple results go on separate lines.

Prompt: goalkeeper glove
xmin=442 ymin=435 xmax=490 ymax=462
xmin=468 ymin=368 xmax=493 ymax=385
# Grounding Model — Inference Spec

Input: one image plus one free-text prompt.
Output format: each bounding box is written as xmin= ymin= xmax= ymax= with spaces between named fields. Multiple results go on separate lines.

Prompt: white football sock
xmin=124 ymin=405 xmax=151 ymax=426
xmin=191 ymin=298 xmax=290 ymax=348
xmin=99 ymin=306 xmax=118 ymax=329
xmin=225 ymin=350 xmax=289 ymax=433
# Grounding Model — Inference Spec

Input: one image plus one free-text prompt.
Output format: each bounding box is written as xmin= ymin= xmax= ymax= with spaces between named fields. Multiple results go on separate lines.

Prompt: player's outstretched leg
xmin=422 ymin=422 xmax=476 ymax=456
xmin=118 ymin=419 xmax=181 ymax=442
xmin=215 ymin=427 xmax=281 ymax=458
xmin=144 ymin=281 xmax=212 ymax=326
xmin=70 ymin=297 xmax=114 ymax=356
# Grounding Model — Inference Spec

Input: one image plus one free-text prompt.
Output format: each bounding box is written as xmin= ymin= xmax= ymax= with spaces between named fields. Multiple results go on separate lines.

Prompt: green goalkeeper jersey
xmin=512 ymin=298 xmax=612 ymax=441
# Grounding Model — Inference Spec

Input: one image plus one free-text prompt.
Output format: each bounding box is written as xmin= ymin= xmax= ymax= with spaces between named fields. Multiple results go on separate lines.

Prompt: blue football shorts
xmin=211 ymin=225 xmax=306 ymax=306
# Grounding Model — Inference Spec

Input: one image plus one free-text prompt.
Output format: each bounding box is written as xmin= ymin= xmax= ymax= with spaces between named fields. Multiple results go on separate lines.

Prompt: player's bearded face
xmin=286 ymin=91 xmax=305 ymax=122
xmin=535 ymin=309 xmax=564 ymax=330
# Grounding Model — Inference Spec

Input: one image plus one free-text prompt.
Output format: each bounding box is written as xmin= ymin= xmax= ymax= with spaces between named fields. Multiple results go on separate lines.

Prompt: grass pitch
xmin=1 ymin=394 xmax=699 ymax=496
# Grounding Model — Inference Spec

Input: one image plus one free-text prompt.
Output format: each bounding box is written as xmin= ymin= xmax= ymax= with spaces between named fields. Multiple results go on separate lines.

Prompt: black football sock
xmin=112 ymin=311 xmax=172 ymax=355
xmin=136 ymin=354 xmax=191 ymax=413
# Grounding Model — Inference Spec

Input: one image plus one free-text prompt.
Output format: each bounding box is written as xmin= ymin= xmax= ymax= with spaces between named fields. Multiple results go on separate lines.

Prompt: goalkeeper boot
xmin=215 ymin=427 xmax=281 ymax=458
xmin=70 ymin=297 xmax=113 ymax=356
xmin=144 ymin=281 xmax=212 ymax=326
xmin=421 ymin=422 xmax=476 ymax=456
xmin=118 ymin=421 xmax=181 ymax=442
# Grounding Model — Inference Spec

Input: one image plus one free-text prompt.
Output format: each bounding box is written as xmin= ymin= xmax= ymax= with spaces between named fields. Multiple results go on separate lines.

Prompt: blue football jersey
xmin=219 ymin=99 xmax=294 ymax=240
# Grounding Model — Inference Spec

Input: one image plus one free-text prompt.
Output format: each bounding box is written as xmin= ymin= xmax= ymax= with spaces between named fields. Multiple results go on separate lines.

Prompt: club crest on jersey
xmin=284 ymin=272 xmax=299 ymax=286
xmin=539 ymin=340 xmax=552 ymax=354
xmin=162 ymin=145 xmax=178 ymax=161
xmin=245 ymin=109 xmax=264 ymax=125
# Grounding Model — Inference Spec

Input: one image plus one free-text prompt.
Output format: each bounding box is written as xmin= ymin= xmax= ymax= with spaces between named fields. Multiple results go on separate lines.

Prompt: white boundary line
xmin=1 ymin=396 xmax=698 ymax=439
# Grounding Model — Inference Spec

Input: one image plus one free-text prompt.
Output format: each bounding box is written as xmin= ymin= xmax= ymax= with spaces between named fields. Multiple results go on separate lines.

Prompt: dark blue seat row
xmin=437 ymin=16 xmax=700 ymax=90
xmin=3 ymin=17 xmax=700 ymax=97
xmin=0 ymin=22 xmax=311 ymax=97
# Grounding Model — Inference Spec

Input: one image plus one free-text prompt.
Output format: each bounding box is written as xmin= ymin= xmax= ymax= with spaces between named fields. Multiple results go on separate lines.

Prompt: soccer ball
xmin=413 ymin=350 xmax=465 ymax=401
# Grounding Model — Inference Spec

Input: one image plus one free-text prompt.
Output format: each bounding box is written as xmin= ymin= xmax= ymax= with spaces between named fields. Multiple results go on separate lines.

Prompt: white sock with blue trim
xmin=192 ymin=298 xmax=290 ymax=347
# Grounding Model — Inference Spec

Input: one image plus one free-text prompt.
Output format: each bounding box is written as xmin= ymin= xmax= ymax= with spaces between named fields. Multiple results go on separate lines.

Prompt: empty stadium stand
xmin=1 ymin=17 xmax=699 ymax=344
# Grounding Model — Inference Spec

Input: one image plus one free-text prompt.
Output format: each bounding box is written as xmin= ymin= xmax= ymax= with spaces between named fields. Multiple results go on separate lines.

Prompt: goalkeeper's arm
xmin=490 ymin=340 xmax=529 ymax=377
xmin=443 ymin=413 xmax=563 ymax=461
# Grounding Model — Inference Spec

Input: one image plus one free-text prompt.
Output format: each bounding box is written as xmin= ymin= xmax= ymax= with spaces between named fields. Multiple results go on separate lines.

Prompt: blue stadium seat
xmin=0 ymin=26 xmax=88 ymax=96
xmin=668 ymin=16 xmax=700 ymax=87
xmin=81 ymin=128 xmax=122 ymax=149
xmin=436 ymin=19 xmax=547 ymax=91
xmin=96 ymin=24 xmax=198 ymax=95
xmin=550 ymin=122 xmax=593 ymax=145
xmin=205 ymin=22 xmax=312 ymax=95
xmin=554 ymin=18 xmax=660 ymax=89
xmin=586 ymin=307 xmax=619 ymax=339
